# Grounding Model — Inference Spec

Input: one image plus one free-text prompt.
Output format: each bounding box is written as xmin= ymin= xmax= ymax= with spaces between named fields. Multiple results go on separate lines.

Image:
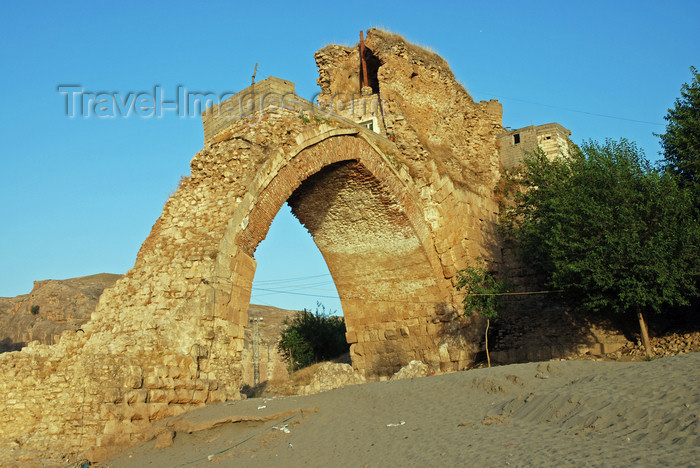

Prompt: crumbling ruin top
xmin=315 ymin=28 xmax=503 ymax=192
xmin=315 ymin=28 xmax=470 ymax=101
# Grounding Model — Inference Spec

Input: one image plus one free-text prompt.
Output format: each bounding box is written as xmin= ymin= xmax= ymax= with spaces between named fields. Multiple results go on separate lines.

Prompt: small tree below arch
xmin=277 ymin=302 xmax=349 ymax=373
xmin=455 ymin=263 xmax=510 ymax=368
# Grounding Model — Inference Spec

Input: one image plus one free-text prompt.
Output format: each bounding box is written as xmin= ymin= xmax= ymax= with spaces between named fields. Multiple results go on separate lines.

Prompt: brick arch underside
xmin=234 ymin=135 xmax=451 ymax=377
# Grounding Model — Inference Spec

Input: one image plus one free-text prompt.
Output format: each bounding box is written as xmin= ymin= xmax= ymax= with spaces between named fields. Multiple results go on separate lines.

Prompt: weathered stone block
xmin=125 ymin=389 xmax=148 ymax=405
xmin=147 ymin=390 xmax=169 ymax=403
xmin=125 ymin=366 xmax=143 ymax=389
xmin=345 ymin=330 xmax=358 ymax=344
xmin=125 ymin=403 xmax=149 ymax=422
xmin=104 ymin=388 xmax=123 ymax=404
xmin=191 ymin=390 xmax=208 ymax=404
xmin=154 ymin=427 xmax=175 ymax=448
xmin=207 ymin=390 xmax=227 ymax=403
xmin=143 ymin=375 xmax=162 ymax=389
xmin=148 ymin=403 xmax=171 ymax=421
xmin=172 ymin=379 xmax=187 ymax=389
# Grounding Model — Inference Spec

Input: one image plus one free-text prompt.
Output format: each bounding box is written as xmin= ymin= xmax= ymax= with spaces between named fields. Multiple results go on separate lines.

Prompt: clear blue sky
xmin=1 ymin=1 xmax=698 ymax=314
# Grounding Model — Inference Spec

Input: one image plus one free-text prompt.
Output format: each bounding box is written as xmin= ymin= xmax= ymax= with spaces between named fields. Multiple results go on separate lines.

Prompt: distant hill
xmin=0 ymin=273 xmax=124 ymax=351
xmin=0 ymin=275 xmax=300 ymax=363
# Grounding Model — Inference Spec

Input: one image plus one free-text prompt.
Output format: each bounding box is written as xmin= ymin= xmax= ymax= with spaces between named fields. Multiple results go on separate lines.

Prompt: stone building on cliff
xmin=499 ymin=123 xmax=572 ymax=169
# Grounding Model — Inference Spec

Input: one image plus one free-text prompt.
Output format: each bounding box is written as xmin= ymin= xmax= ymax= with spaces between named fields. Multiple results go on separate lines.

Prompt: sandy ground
xmin=103 ymin=352 xmax=700 ymax=467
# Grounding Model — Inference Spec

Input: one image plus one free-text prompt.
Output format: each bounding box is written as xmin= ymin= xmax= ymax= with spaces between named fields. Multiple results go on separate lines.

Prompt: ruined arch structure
xmin=0 ymin=29 xmax=503 ymax=462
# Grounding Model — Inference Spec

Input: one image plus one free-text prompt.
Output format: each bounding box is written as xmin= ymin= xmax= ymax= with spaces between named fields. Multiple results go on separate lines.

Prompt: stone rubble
xmin=301 ymin=362 xmax=366 ymax=395
xmin=616 ymin=331 xmax=700 ymax=358
xmin=392 ymin=360 xmax=430 ymax=380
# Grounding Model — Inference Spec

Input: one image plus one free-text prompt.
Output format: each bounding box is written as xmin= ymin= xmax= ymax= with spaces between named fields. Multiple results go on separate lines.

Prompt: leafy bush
xmin=456 ymin=263 xmax=509 ymax=322
xmin=30 ymin=305 xmax=40 ymax=315
xmin=500 ymin=139 xmax=699 ymax=357
xmin=278 ymin=303 xmax=349 ymax=372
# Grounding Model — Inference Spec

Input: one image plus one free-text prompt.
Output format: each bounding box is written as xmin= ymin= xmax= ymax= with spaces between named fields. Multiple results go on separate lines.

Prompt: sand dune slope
xmin=105 ymin=352 xmax=700 ymax=467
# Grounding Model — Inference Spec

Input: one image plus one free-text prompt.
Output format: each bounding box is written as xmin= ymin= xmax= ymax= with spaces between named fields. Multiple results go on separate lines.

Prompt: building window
xmin=358 ymin=117 xmax=379 ymax=134
xmin=513 ymin=133 xmax=520 ymax=144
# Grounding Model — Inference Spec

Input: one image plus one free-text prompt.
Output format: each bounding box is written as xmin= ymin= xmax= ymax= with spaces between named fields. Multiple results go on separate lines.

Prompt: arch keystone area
xmin=0 ymin=30 xmax=505 ymax=464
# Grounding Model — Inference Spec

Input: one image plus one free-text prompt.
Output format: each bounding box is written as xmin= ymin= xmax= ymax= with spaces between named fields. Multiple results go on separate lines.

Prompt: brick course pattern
xmin=0 ymin=29 xmax=505 ymax=464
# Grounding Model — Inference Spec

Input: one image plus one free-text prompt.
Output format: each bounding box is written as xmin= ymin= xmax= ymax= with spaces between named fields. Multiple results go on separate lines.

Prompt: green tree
xmin=455 ymin=262 xmax=509 ymax=367
xmin=657 ymin=66 xmax=700 ymax=190
xmin=277 ymin=303 xmax=349 ymax=372
xmin=277 ymin=328 xmax=313 ymax=373
xmin=501 ymin=139 xmax=699 ymax=357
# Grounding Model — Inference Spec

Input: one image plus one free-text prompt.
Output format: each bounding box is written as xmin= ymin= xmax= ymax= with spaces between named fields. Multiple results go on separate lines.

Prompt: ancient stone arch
xmin=220 ymin=128 xmax=455 ymax=379
xmin=0 ymin=29 xmax=505 ymax=463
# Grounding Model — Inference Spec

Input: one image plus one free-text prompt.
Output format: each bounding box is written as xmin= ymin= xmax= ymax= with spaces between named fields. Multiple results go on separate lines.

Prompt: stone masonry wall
xmin=202 ymin=76 xmax=296 ymax=142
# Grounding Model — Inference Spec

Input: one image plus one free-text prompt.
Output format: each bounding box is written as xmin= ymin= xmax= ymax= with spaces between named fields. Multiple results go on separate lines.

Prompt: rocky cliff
xmin=0 ymin=273 xmax=123 ymax=352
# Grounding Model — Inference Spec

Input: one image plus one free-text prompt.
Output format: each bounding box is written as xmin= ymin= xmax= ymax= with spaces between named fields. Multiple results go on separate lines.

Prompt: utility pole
xmin=360 ymin=31 xmax=369 ymax=89
xmin=252 ymin=63 xmax=258 ymax=86
xmin=251 ymin=317 xmax=263 ymax=387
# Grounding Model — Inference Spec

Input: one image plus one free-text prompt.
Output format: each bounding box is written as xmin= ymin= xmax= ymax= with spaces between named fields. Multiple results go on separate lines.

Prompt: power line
xmin=251 ymin=287 xmax=340 ymax=299
xmin=249 ymin=285 xmax=563 ymax=303
xmin=476 ymin=90 xmax=664 ymax=126
xmin=252 ymin=282 xmax=339 ymax=293
xmin=250 ymin=295 xmax=276 ymax=307
xmin=458 ymin=290 xmax=564 ymax=297
xmin=254 ymin=273 xmax=332 ymax=284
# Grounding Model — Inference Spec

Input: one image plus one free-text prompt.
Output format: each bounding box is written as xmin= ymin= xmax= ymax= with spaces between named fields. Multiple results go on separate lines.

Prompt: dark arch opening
xmin=361 ymin=47 xmax=382 ymax=94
